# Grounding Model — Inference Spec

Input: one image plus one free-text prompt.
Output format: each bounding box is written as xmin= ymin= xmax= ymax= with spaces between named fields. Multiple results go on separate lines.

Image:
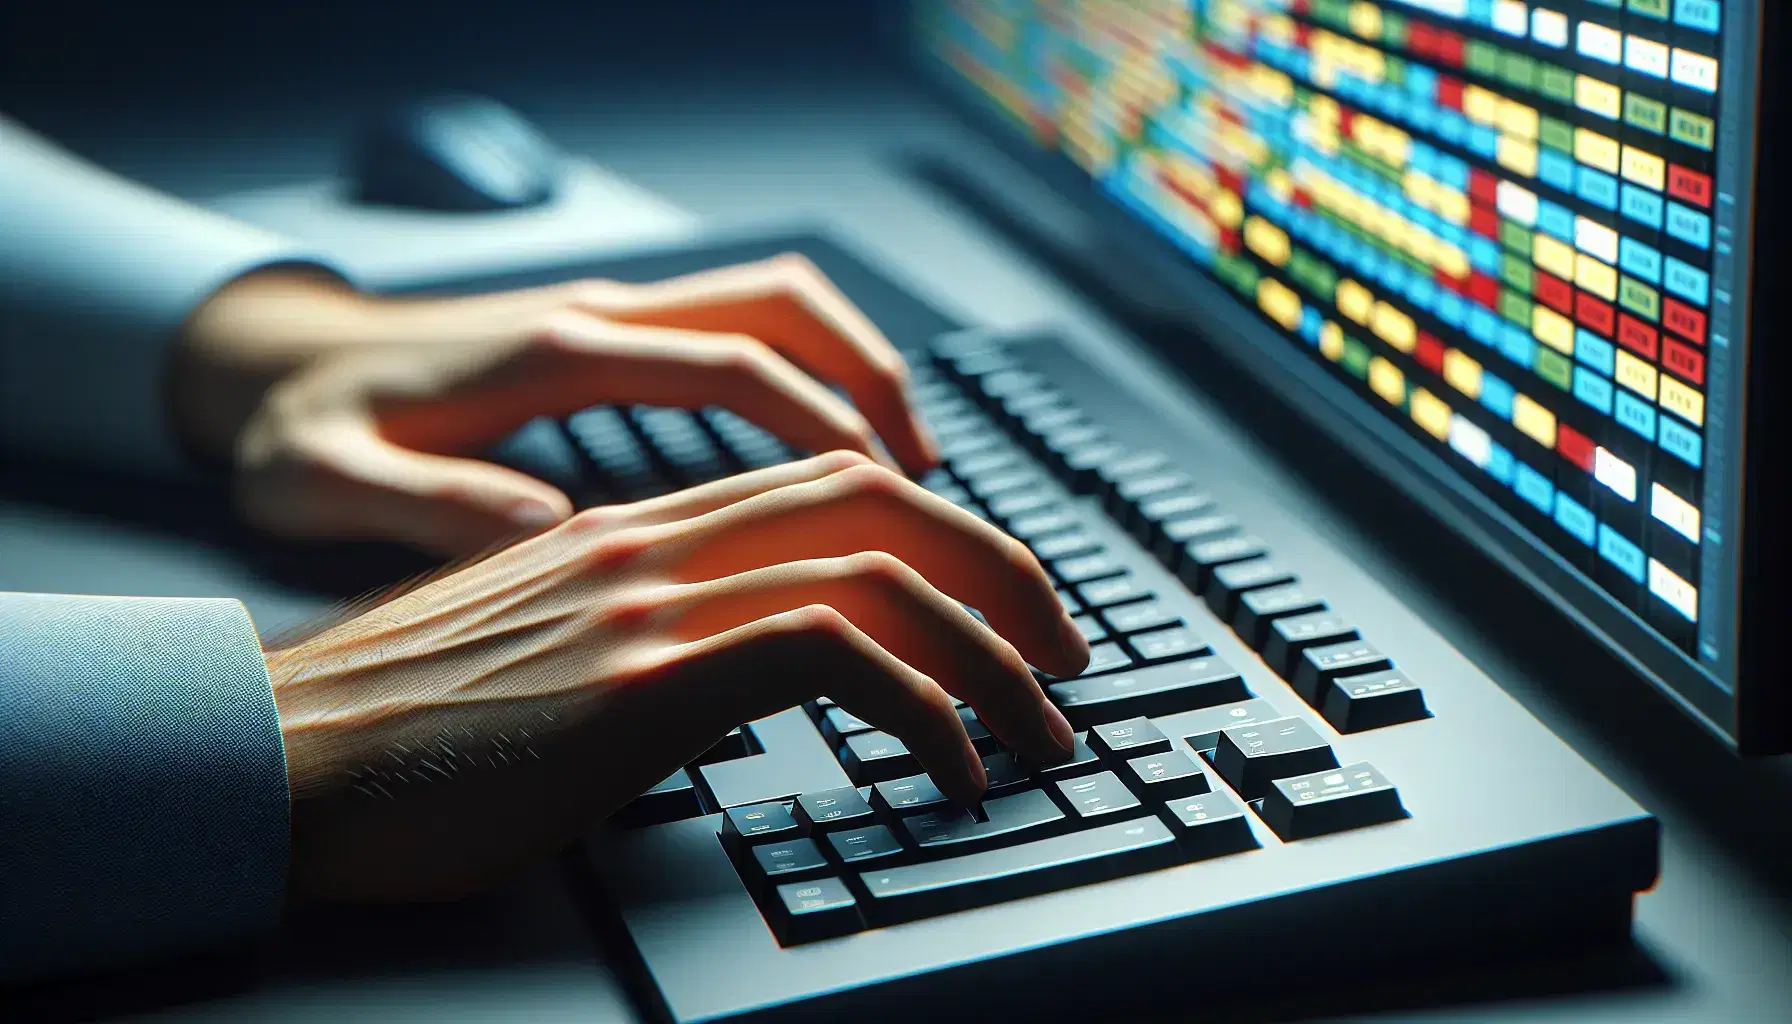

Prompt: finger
xmin=619 ymin=450 xmax=873 ymax=528
xmin=662 ymin=554 xmax=1075 ymax=763
xmin=541 ymin=315 xmax=901 ymax=471
xmin=573 ymin=254 xmax=939 ymax=473
xmin=648 ymin=462 xmax=1090 ymax=677
xmin=657 ymin=605 xmax=987 ymax=807
xmin=241 ymin=416 xmax=572 ymax=557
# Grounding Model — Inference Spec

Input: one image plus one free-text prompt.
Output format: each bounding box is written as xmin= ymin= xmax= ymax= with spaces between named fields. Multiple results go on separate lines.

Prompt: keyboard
xmin=475 ymin=234 xmax=1658 ymax=1023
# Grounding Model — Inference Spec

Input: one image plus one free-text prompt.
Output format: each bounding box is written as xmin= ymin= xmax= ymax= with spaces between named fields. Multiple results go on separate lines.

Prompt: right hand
xmin=268 ymin=452 xmax=1088 ymax=904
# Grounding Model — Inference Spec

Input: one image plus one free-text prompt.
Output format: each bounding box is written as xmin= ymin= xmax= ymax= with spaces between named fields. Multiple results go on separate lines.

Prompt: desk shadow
xmin=6 ymin=869 xmax=596 ymax=1024
xmin=0 ymin=459 xmax=440 ymax=605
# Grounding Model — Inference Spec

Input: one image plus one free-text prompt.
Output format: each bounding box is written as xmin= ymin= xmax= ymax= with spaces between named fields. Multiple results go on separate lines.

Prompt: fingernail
xmin=1057 ymin=614 xmax=1092 ymax=668
xmin=1044 ymin=701 xmax=1076 ymax=755
xmin=959 ymin=743 xmax=989 ymax=806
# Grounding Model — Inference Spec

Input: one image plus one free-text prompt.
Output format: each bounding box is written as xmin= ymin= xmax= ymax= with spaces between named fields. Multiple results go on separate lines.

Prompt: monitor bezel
xmin=896 ymin=2 xmax=1785 ymax=752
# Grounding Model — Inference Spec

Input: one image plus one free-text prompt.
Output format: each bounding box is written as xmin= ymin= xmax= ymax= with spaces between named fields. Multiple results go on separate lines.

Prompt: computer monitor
xmin=908 ymin=0 xmax=1785 ymax=750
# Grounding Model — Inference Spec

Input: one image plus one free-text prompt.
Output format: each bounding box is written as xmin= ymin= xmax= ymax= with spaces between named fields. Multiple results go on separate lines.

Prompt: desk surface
xmin=4 ymin=73 xmax=1792 ymax=1023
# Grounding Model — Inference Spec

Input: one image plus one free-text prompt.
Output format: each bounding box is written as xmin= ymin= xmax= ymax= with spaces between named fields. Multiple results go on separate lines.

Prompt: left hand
xmin=170 ymin=253 xmax=940 ymax=557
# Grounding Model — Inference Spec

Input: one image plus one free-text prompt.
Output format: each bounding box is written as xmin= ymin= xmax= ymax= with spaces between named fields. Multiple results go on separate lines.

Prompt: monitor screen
xmin=912 ymin=0 xmax=1767 ymax=744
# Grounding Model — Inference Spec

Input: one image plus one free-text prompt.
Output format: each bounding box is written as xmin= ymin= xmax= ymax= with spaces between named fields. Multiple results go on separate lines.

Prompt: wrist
xmin=170 ymin=265 xmax=377 ymax=461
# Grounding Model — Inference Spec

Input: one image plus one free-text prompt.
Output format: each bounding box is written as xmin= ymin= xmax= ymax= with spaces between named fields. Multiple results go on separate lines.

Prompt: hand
xmin=268 ymin=453 xmax=1088 ymax=903
xmin=171 ymin=253 xmax=940 ymax=557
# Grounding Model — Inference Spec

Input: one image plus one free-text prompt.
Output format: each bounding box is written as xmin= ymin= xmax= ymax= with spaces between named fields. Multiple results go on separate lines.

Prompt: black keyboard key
xmin=1045 ymin=427 xmax=1111 ymax=464
xmin=794 ymin=787 xmax=875 ymax=833
xmin=1070 ymin=614 xmax=1109 ymax=644
xmin=1263 ymin=610 xmax=1361 ymax=679
xmin=1127 ymin=625 xmax=1209 ymax=662
xmin=1258 ymin=763 xmax=1406 ymax=840
xmin=948 ymin=449 xmax=1021 ymax=481
xmin=1181 ymin=535 xmax=1269 ymax=590
xmin=827 ymin=824 xmax=906 ymax=866
xmin=1049 ymin=656 xmax=1249 ymax=728
xmin=1073 ymin=641 xmax=1134 ymax=677
xmin=1292 ymin=640 xmax=1394 ymax=705
xmin=928 ymin=482 xmax=972 ymax=507
xmin=1002 ymin=389 xmax=1068 ymax=418
xmin=1031 ymin=530 xmax=1103 ymax=562
xmin=1100 ymin=599 xmax=1183 ymax=635
xmin=858 ymin=816 xmax=1178 ymax=924
xmin=690 ymin=725 xmax=753 ymax=765
xmin=980 ymin=751 xmax=1035 ymax=797
xmin=957 ymin=706 xmax=1001 ymax=756
xmin=1112 ymin=473 xmax=1194 ymax=519
xmin=897 ymin=788 xmax=1066 ymax=855
xmin=1020 ymin=731 xmax=1102 ymax=780
xmin=745 ymin=837 xmax=830 ymax=896
xmin=1056 ymin=588 xmax=1082 ymax=615
xmin=1166 ymin=697 xmax=1285 ymax=752
xmin=1054 ymin=552 xmax=1127 ymax=585
xmin=611 ymin=768 xmax=703 ymax=827
xmin=870 ymin=773 xmax=950 ymax=816
xmin=1212 ymin=717 xmax=1339 ymax=799
xmin=1093 ymin=450 xmax=1173 ymax=495
xmin=1205 ymin=559 xmax=1298 ymax=621
xmin=840 ymin=731 xmax=920 ymax=783
xmin=1009 ymin=508 xmax=1082 ymax=540
xmin=1136 ymin=491 xmax=1216 ymax=537
xmin=967 ymin=469 xmax=1044 ymax=500
xmin=1125 ymin=749 xmax=1210 ymax=800
xmin=979 ymin=368 xmax=1047 ymax=399
xmin=768 ymin=877 xmax=862 ymax=944
xmin=986 ymin=490 xmax=1058 ymax=523
xmin=1088 ymin=717 xmax=1172 ymax=758
xmin=1161 ymin=792 xmax=1258 ymax=859
xmin=1157 ymin=514 xmax=1241 ymax=564
xmin=1020 ymin=406 xmax=1086 ymax=439
xmin=941 ymin=432 xmax=1005 ymax=463
xmin=723 ymin=802 xmax=800 ymax=846
xmin=1075 ymin=574 xmax=1152 ymax=610
xmin=1233 ymin=584 xmax=1327 ymax=649
xmin=1056 ymin=771 xmax=1145 ymax=820
xmin=1322 ymin=669 xmax=1430 ymax=732
xmin=820 ymin=707 xmax=874 ymax=746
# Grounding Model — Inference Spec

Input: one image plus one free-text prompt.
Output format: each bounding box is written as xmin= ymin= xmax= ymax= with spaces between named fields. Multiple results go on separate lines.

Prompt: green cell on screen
xmin=1501 ymin=254 xmax=1535 ymax=294
xmin=1619 ymin=277 xmax=1661 ymax=321
xmin=1625 ymin=94 xmax=1667 ymax=135
xmin=1669 ymin=109 xmax=1715 ymax=151
xmin=1500 ymin=54 xmax=1536 ymax=93
xmin=1341 ymin=338 xmax=1372 ymax=380
xmin=1538 ymin=65 xmax=1576 ymax=105
xmin=1628 ymin=0 xmax=1669 ymax=19
xmin=1500 ymin=221 xmax=1532 ymax=255
xmin=1383 ymin=12 xmax=1407 ymax=48
xmin=1534 ymin=348 xmax=1574 ymax=391
xmin=1466 ymin=41 xmax=1501 ymax=79
xmin=1500 ymin=289 xmax=1533 ymax=326
xmin=1539 ymin=117 xmax=1574 ymax=153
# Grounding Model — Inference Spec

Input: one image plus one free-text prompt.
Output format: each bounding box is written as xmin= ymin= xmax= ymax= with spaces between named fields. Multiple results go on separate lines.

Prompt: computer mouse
xmin=347 ymin=95 xmax=562 ymax=212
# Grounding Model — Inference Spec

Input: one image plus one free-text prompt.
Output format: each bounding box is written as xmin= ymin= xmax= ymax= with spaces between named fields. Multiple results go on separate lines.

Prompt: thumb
xmin=242 ymin=419 xmax=574 ymax=557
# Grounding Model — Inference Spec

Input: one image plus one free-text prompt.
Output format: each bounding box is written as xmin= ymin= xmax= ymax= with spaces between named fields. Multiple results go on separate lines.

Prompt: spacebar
xmin=857 ymin=817 xmax=1179 ymax=924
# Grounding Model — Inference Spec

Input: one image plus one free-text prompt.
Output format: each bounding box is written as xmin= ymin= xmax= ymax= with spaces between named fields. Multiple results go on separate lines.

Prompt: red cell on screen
xmin=1218 ymin=228 xmax=1240 ymax=254
xmin=1534 ymin=272 xmax=1574 ymax=315
xmin=1617 ymin=314 xmax=1659 ymax=360
xmin=1469 ymin=271 xmax=1501 ymax=308
xmin=1663 ymin=298 xmax=1708 ymax=346
xmin=1407 ymin=23 xmax=1434 ymax=59
xmin=1667 ymin=165 xmax=1713 ymax=209
xmin=1575 ymin=292 xmax=1615 ymax=336
xmin=1470 ymin=205 xmax=1501 ymax=238
xmin=1437 ymin=31 xmax=1465 ymax=67
xmin=1438 ymin=75 xmax=1464 ymax=111
xmin=1294 ymin=21 xmax=1312 ymax=47
xmin=1415 ymin=332 xmax=1446 ymax=373
xmin=1469 ymin=169 xmax=1499 ymax=206
xmin=1290 ymin=0 xmax=1311 ymax=13
xmin=1662 ymin=337 xmax=1707 ymax=386
xmin=1556 ymin=424 xmax=1596 ymax=473
xmin=1215 ymin=165 xmax=1245 ymax=196
xmin=1436 ymin=267 xmax=1469 ymax=295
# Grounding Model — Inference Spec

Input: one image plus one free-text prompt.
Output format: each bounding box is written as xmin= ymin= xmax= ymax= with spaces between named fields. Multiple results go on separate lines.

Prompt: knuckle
xmin=575 ymin=525 xmax=658 ymax=573
xmin=782 ymin=603 xmax=855 ymax=645
xmin=769 ymin=251 xmax=823 ymax=283
xmin=831 ymin=461 xmax=908 ymax=501
xmin=566 ymin=505 xmax=619 ymax=535
xmin=841 ymin=550 xmax=917 ymax=591
xmin=710 ymin=335 xmax=780 ymax=380
xmin=811 ymin=449 xmax=875 ymax=474
xmin=566 ymin=278 xmax=630 ymax=310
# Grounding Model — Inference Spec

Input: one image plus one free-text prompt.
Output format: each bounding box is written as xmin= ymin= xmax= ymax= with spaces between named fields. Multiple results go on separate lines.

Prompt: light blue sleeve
xmin=0 ymin=592 xmax=290 ymax=987
xmin=0 ymin=113 xmax=333 ymax=476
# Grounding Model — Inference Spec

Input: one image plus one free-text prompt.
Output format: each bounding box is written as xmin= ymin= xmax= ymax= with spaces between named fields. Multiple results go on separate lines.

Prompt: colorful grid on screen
xmin=924 ymin=0 xmax=1724 ymax=650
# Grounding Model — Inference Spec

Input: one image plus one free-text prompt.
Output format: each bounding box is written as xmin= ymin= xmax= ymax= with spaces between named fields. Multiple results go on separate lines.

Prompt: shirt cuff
xmin=0 ymin=592 xmax=289 ymax=987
